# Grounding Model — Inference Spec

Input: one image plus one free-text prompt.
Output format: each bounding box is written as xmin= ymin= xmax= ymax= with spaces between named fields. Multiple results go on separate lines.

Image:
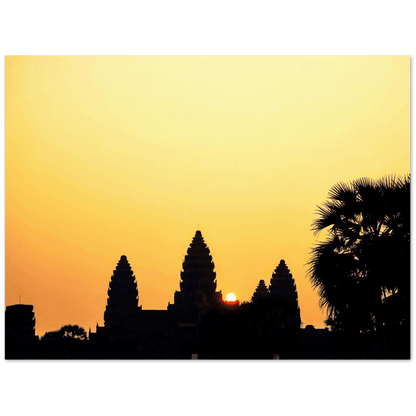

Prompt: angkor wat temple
xmin=8 ymin=230 xmax=344 ymax=359
xmin=86 ymin=230 xmax=303 ymax=358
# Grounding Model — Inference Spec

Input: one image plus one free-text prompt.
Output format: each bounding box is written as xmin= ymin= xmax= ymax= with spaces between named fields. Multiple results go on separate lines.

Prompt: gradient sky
xmin=5 ymin=56 xmax=410 ymax=336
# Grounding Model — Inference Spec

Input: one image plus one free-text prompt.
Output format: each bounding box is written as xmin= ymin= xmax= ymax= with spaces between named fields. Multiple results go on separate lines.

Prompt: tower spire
xmin=251 ymin=279 xmax=269 ymax=302
xmin=269 ymin=260 xmax=298 ymax=303
xmin=172 ymin=230 xmax=218 ymax=314
xmin=104 ymin=255 xmax=139 ymax=330
xmin=269 ymin=259 xmax=301 ymax=328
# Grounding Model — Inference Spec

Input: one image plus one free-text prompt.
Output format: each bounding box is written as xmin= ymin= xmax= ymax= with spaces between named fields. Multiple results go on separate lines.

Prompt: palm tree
xmin=307 ymin=174 xmax=410 ymax=357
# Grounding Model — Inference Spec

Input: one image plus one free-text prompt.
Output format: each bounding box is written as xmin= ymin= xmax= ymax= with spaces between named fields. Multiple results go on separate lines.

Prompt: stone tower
xmin=104 ymin=255 xmax=139 ymax=331
xmin=269 ymin=260 xmax=298 ymax=302
xmin=269 ymin=259 xmax=301 ymax=328
xmin=5 ymin=304 xmax=38 ymax=358
xmin=172 ymin=230 xmax=220 ymax=315
xmin=251 ymin=279 xmax=269 ymax=302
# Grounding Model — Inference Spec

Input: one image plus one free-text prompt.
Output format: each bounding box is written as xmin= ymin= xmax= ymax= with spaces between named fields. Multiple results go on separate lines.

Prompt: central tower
xmin=171 ymin=230 xmax=220 ymax=316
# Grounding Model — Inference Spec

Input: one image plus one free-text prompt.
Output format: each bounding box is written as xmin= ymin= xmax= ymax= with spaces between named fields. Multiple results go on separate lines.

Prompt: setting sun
xmin=226 ymin=293 xmax=237 ymax=302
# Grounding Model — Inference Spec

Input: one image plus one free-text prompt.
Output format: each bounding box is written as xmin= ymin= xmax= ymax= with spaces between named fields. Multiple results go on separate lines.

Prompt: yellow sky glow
xmin=5 ymin=56 xmax=410 ymax=335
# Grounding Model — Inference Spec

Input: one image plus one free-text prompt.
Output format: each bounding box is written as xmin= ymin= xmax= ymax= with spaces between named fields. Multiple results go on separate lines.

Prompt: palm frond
xmin=327 ymin=181 xmax=356 ymax=202
xmin=312 ymin=205 xmax=340 ymax=235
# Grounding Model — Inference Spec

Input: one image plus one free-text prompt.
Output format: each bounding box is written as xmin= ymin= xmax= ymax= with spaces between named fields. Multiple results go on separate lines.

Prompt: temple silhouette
xmin=10 ymin=229 xmax=404 ymax=359
xmin=94 ymin=231 xmax=224 ymax=335
xmin=88 ymin=229 xmax=303 ymax=358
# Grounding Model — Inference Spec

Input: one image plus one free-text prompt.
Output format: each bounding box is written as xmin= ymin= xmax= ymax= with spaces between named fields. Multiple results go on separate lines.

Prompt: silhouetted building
xmin=89 ymin=237 xmax=304 ymax=358
xmin=91 ymin=231 xmax=222 ymax=357
xmin=269 ymin=260 xmax=298 ymax=302
xmin=104 ymin=255 xmax=139 ymax=332
xmin=5 ymin=304 xmax=38 ymax=358
xmin=169 ymin=230 xmax=222 ymax=318
xmin=269 ymin=260 xmax=301 ymax=328
xmin=251 ymin=279 xmax=269 ymax=302
xmin=6 ymin=304 xmax=36 ymax=338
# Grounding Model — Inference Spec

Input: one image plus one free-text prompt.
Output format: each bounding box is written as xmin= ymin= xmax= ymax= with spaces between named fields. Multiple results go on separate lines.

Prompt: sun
xmin=226 ymin=293 xmax=236 ymax=302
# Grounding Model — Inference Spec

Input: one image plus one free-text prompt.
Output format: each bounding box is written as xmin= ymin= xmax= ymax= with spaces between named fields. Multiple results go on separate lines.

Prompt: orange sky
xmin=5 ymin=56 xmax=410 ymax=336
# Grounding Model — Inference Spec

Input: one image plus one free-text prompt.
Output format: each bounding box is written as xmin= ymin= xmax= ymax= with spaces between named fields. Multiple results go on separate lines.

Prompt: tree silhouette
xmin=307 ymin=175 xmax=410 ymax=357
xmin=42 ymin=324 xmax=87 ymax=340
xmin=40 ymin=324 xmax=87 ymax=358
xmin=59 ymin=325 xmax=87 ymax=340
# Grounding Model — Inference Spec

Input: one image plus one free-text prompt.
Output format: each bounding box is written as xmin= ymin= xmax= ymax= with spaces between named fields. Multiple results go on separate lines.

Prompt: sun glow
xmin=226 ymin=293 xmax=236 ymax=302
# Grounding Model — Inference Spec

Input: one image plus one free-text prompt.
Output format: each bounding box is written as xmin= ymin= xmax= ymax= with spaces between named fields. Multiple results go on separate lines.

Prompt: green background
xmin=0 ymin=0 xmax=416 ymax=416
